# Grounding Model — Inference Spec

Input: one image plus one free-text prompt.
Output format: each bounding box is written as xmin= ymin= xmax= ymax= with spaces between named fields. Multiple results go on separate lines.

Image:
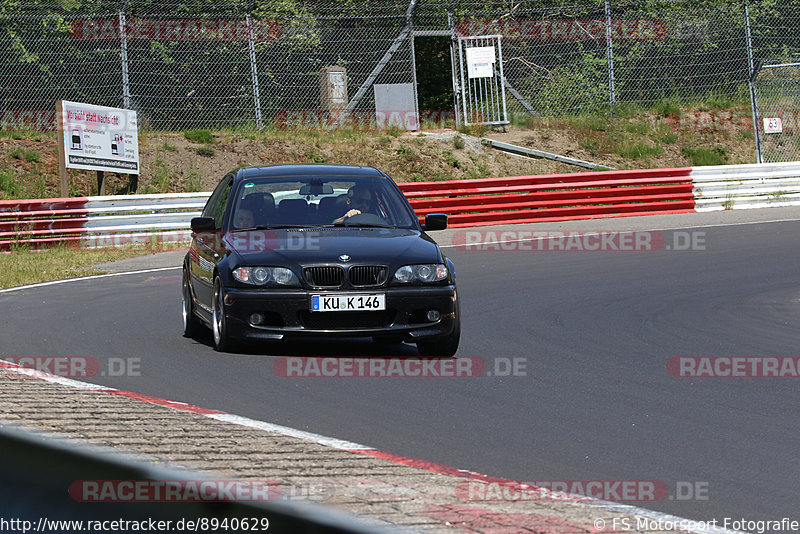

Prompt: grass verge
xmin=0 ymin=244 xmax=180 ymax=289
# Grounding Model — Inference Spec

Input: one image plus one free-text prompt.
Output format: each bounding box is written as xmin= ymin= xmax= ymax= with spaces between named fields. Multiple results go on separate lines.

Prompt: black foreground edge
xmin=182 ymin=164 xmax=459 ymax=356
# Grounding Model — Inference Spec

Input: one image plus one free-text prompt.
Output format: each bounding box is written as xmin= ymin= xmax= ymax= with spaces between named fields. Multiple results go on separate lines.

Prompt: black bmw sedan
xmin=182 ymin=164 xmax=460 ymax=356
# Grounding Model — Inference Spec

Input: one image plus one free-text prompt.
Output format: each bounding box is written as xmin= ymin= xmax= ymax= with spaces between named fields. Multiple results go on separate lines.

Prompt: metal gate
xmin=454 ymin=34 xmax=509 ymax=128
xmin=753 ymin=62 xmax=800 ymax=163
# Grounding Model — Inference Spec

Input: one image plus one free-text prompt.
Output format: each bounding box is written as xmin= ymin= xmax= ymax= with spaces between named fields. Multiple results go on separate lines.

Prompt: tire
xmin=182 ymin=268 xmax=202 ymax=338
xmin=417 ymin=303 xmax=461 ymax=358
xmin=211 ymin=277 xmax=235 ymax=352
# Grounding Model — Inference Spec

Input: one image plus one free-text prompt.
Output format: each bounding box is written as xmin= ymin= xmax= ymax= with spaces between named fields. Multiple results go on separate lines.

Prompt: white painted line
xmin=206 ymin=413 xmax=372 ymax=451
xmin=0 ymin=266 xmax=181 ymax=294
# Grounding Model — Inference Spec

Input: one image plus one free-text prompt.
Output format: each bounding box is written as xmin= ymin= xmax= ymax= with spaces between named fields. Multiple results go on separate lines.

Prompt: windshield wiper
xmin=335 ymin=222 xmax=394 ymax=228
xmin=232 ymin=224 xmax=311 ymax=231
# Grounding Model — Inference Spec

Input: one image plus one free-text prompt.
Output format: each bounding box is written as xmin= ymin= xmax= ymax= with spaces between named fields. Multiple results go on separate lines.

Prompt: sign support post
xmin=55 ymin=100 xmax=69 ymax=197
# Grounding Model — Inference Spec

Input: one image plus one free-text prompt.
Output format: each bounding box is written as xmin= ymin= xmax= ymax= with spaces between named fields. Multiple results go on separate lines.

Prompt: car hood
xmin=224 ymin=227 xmax=443 ymax=267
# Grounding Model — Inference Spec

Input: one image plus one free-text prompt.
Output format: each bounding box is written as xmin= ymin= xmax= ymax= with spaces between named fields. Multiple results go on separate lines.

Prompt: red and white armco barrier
xmin=0 ymin=193 xmax=206 ymax=250
xmin=3 ymin=162 xmax=800 ymax=249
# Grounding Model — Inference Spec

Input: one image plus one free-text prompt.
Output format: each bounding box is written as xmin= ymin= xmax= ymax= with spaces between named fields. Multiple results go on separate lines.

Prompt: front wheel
xmin=211 ymin=278 xmax=235 ymax=352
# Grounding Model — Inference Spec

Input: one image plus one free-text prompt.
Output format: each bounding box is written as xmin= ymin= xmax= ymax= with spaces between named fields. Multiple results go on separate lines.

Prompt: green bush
xmin=652 ymin=98 xmax=681 ymax=117
xmin=195 ymin=145 xmax=215 ymax=157
xmin=10 ymin=148 xmax=40 ymax=162
xmin=614 ymin=141 xmax=662 ymax=159
xmin=184 ymin=129 xmax=215 ymax=144
xmin=442 ymin=150 xmax=460 ymax=168
xmin=682 ymin=146 xmax=728 ymax=166
xmin=0 ymin=168 xmax=20 ymax=197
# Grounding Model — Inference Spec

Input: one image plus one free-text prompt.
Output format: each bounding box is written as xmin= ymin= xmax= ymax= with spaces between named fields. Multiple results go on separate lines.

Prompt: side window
xmin=210 ymin=181 xmax=231 ymax=228
xmin=203 ymin=175 xmax=233 ymax=228
xmin=202 ymin=179 xmax=226 ymax=218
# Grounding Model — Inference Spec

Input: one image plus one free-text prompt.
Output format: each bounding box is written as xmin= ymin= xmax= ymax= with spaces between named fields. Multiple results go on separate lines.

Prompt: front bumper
xmin=221 ymin=285 xmax=458 ymax=342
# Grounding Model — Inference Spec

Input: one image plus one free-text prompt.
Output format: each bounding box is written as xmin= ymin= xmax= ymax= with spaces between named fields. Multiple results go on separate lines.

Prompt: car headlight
xmin=393 ymin=264 xmax=448 ymax=283
xmin=233 ymin=266 xmax=299 ymax=286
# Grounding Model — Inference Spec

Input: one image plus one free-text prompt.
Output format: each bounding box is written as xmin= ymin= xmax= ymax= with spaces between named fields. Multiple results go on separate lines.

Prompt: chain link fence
xmin=2 ymin=0 xmax=800 ymax=160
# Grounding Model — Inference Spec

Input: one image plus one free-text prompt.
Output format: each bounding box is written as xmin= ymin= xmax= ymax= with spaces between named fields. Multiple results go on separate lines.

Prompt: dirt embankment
xmin=0 ymin=110 xmax=756 ymax=199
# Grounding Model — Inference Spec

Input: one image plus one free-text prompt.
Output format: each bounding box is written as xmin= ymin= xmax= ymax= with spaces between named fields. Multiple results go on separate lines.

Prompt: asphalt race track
xmin=3 ymin=214 xmax=800 ymax=525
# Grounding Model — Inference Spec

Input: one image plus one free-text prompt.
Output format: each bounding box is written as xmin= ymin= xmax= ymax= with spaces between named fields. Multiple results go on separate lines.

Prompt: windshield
xmin=229 ymin=174 xmax=419 ymax=230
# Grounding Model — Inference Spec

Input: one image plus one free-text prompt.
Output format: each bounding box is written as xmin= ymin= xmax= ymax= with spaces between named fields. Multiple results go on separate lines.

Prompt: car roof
xmin=236 ymin=164 xmax=386 ymax=181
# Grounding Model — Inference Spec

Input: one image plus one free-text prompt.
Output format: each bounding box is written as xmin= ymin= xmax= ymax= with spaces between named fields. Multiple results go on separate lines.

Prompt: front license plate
xmin=311 ymin=294 xmax=386 ymax=312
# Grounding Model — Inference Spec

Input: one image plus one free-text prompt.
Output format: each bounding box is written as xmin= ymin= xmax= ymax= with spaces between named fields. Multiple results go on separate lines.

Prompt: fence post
xmin=744 ymin=0 xmax=762 ymax=163
xmin=605 ymin=0 xmax=616 ymax=116
xmin=247 ymin=13 xmax=263 ymax=130
xmin=119 ymin=1 xmax=131 ymax=110
xmin=449 ymin=11 xmax=461 ymax=130
xmin=409 ymin=7 xmax=420 ymax=132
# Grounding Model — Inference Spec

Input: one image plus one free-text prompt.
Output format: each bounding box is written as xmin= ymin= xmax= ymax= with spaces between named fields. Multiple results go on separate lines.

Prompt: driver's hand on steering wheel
xmin=333 ymin=209 xmax=361 ymax=224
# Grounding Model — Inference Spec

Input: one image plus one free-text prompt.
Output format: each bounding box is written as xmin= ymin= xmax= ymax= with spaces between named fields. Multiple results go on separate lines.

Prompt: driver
xmin=333 ymin=184 xmax=374 ymax=224
xmin=234 ymin=207 xmax=255 ymax=229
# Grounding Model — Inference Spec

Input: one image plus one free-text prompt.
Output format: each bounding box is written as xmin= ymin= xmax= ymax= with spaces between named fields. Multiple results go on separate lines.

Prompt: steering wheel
xmin=342 ymin=212 xmax=387 ymax=226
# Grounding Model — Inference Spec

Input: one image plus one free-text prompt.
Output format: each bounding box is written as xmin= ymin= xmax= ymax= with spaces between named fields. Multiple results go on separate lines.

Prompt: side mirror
xmin=190 ymin=217 xmax=216 ymax=232
xmin=422 ymin=213 xmax=447 ymax=231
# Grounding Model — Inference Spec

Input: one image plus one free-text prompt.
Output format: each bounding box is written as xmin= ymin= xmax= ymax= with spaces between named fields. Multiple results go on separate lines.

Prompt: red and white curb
xmin=0 ymin=358 xmax=742 ymax=534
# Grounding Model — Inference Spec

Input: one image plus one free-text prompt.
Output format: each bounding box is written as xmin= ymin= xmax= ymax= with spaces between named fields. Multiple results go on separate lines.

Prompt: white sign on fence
xmin=58 ymin=100 xmax=140 ymax=173
xmin=466 ymin=46 xmax=495 ymax=78
xmin=764 ymin=117 xmax=783 ymax=134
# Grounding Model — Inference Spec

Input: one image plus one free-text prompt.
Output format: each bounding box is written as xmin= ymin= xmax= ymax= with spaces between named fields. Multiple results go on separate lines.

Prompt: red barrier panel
xmin=0 ymin=197 xmax=90 ymax=249
xmin=398 ymin=168 xmax=694 ymax=227
xmin=409 ymin=184 xmax=694 ymax=209
xmin=0 ymin=217 xmax=89 ymax=233
xmin=397 ymin=167 xmax=692 ymax=193
xmin=0 ymin=197 xmax=89 ymax=215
